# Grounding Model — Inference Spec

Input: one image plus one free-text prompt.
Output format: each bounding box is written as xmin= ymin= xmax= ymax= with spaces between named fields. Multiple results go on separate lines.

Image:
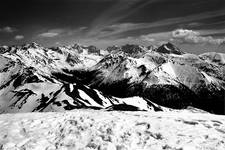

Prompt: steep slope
xmin=0 ymin=50 xmax=162 ymax=113
xmin=77 ymin=47 xmax=225 ymax=114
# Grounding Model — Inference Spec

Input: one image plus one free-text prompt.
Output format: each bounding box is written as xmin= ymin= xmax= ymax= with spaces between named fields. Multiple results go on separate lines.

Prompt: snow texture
xmin=0 ymin=110 xmax=225 ymax=150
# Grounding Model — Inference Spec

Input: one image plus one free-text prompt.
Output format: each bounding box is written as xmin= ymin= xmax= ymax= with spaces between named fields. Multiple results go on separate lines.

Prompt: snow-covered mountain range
xmin=0 ymin=42 xmax=224 ymax=114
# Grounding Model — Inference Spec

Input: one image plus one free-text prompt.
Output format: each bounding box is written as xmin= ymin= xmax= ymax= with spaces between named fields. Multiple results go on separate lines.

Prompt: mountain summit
xmin=155 ymin=42 xmax=185 ymax=55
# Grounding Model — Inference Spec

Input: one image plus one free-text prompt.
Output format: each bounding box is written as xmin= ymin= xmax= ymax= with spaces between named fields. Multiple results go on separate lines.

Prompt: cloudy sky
xmin=0 ymin=0 xmax=225 ymax=54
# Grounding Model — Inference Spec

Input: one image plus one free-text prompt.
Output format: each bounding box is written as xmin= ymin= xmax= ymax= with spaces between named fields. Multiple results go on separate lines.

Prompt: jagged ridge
xmin=0 ymin=42 xmax=224 ymax=114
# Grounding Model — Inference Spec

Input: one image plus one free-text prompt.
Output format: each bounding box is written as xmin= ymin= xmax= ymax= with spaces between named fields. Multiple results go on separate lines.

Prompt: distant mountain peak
xmin=155 ymin=42 xmax=184 ymax=55
xmin=147 ymin=45 xmax=157 ymax=51
xmin=71 ymin=43 xmax=84 ymax=49
xmin=23 ymin=42 xmax=43 ymax=49
xmin=106 ymin=45 xmax=121 ymax=53
xmin=105 ymin=44 xmax=147 ymax=58
xmin=64 ymin=43 xmax=100 ymax=55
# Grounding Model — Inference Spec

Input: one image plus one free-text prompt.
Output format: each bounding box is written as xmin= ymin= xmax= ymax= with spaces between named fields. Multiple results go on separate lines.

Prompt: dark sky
xmin=0 ymin=0 xmax=225 ymax=54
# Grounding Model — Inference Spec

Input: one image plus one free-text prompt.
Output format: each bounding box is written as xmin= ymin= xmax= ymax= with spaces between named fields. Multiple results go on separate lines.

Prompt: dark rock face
xmin=0 ymin=46 xmax=9 ymax=54
xmin=121 ymin=44 xmax=146 ymax=57
xmin=155 ymin=42 xmax=184 ymax=55
xmin=72 ymin=44 xmax=85 ymax=53
xmin=106 ymin=45 xmax=121 ymax=53
xmin=147 ymin=45 xmax=156 ymax=51
xmin=106 ymin=44 xmax=146 ymax=57
xmin=87 ymin=45 xmax=100 ymax=55
xmin=66 ymin=53 xmax=81 ymax=66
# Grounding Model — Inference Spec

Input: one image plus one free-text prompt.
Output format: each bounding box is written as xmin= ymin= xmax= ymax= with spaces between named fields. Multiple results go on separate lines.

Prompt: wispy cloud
xmin=38 ymin=27 xmax=87 ymax=38
xmin=67 ymin=27 xmax=88 ymax=36
xmin=38 ymin=29 xmax=64 ymax=38
xmin=14 ymin=35 xmax=24 ymax=40
xmin=0 ymin=26 xmax=16 ymax=33
xmin=86 ymin=8 xmax=225 ymax=39
xmin=139 ymin=32 xmax=171 ymax=44
xmin=39 ymin=32 xmax=59 ymax=38
xmin=87 ymin=0 xmax=160 ymax=37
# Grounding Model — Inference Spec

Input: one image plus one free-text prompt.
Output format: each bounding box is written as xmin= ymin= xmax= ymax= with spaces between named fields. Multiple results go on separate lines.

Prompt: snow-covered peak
xmin=0 ymin=43 xmax=102 ymax=76
xmin=23 ymin=42 xmax=43 ymax=49
xmin=94 ymin=50 xmax=128 ymax=69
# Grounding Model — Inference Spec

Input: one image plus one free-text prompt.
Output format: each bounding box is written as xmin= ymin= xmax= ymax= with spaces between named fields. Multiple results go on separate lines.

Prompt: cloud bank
xmin=172 ymin=29 xmax=225 ymax=45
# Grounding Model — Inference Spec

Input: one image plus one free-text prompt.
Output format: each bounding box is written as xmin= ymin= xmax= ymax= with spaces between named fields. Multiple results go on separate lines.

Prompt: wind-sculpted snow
xmin=0 ymin=42 xmax=225 ymax=114
xmin=0 ymin=110 xmax=225 ymax=150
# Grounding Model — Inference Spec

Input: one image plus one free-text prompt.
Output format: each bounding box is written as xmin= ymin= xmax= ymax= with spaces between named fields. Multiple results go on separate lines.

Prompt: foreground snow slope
xmin=0 ymin=110 xmax=225 ymax=150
